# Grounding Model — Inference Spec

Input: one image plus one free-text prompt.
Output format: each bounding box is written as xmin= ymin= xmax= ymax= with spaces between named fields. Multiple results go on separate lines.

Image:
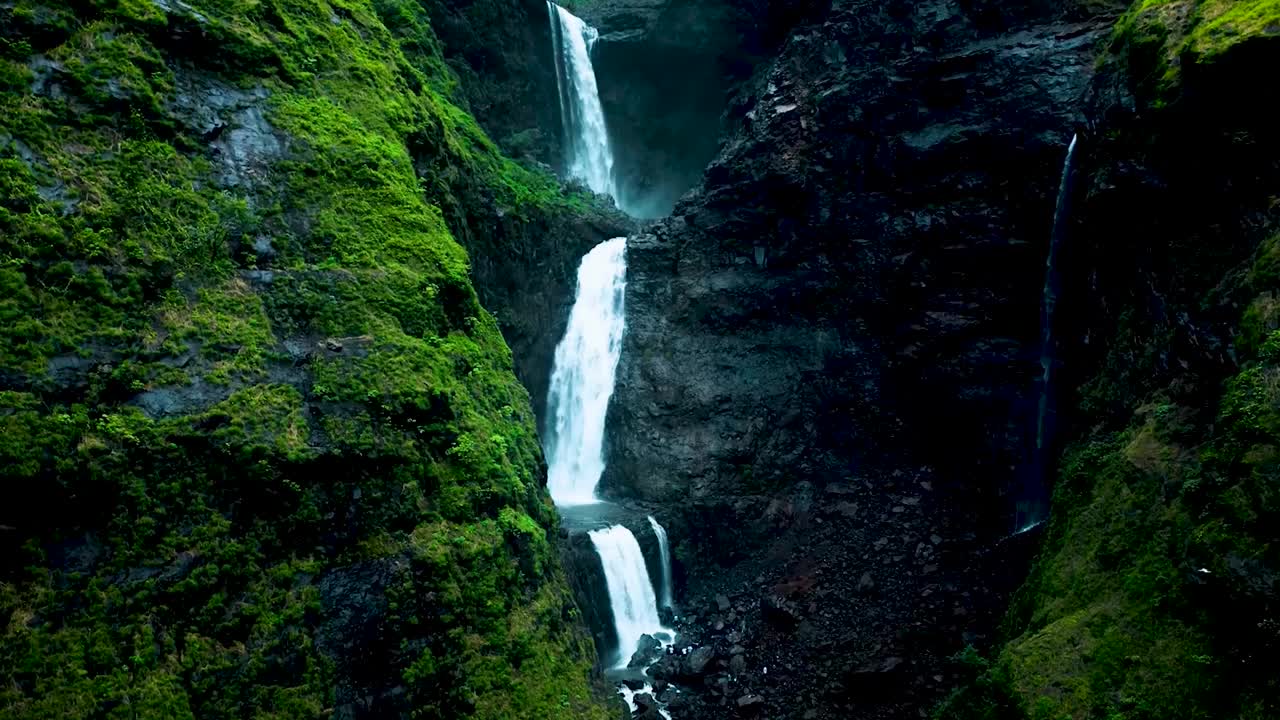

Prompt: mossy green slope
xmin=1112 ymin=0 xmax=1280 ymax=104
xmin=0 ymin=1 xmax=609 ymax=718
xmin=964 ymin=236 xmax=1280 ymax=720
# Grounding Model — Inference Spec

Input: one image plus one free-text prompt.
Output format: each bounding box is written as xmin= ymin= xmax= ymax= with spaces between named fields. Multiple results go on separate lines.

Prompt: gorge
xmin=2 ymin=0 xmax=1280 ymax=719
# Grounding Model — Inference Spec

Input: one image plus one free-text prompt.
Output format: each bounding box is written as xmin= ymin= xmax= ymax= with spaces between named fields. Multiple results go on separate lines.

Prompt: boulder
xmin=737 ymin=693 xmax=765 ymax=714
xmin=761 ymin=594 xmax=801 ymax=630
xmin=631 ymin=692 xmax=661 ymax=720
xmin=685 ymin=646 xmax=716 ymax=676
xmin=628 ymin=634 xmax=664 ymax=668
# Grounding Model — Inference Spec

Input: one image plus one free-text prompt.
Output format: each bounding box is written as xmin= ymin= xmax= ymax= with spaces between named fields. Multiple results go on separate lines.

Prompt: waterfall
xmin=589 ymin=525 xmax=672 ymax=667
xmin=647 ymin=516 xmax=674 ymax=611
xmin=1019 ymin=133 xmax=1079 ymax=533
xmin=544 ymin=237 xmax=627 ymax=505
xmin=546 ymin=2 xmax=618 ymax=200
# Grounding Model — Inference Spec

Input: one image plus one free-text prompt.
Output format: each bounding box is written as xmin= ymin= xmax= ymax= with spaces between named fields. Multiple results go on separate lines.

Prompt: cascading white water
xmin=647 ymin=515 xmax=674 ymax=611
xmin=547 ymin=2 xmax=618 ymax=200
xmin=589 ymin=525 xmax=673 ymax=667
xmin=544 ymin=237 xmax=628 ymax=505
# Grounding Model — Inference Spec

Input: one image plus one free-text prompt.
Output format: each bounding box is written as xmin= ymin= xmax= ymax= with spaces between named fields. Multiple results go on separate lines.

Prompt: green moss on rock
xmin=1 ymin=0 xmax=609 ymax=718
xmin=1112 ymin=0 xmax=1280 ymax=104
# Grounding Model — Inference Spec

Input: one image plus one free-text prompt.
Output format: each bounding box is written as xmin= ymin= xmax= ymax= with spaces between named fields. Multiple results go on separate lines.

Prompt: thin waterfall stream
xmin=648 ymin=515 xmax=675 ymax=612
xmin=1017 ymin=132 xmax=1080 ymax=534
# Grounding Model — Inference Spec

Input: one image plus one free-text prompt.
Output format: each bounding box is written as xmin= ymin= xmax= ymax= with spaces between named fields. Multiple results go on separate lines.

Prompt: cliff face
xmin=608 ymin=0 xmax=1115 ymax=513
xmin=597 ymin=0 xmax=1280 ymax=717
xmin=0 ymin=1 xmax=614 ymax=718
xmin=951 ymin=1 xmax=1280 ymax=716
xmin=594 ymin=0 xmax=1122 ymax=716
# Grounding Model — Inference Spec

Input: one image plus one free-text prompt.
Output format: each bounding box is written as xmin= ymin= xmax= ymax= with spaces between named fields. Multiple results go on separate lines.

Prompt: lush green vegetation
xmin=1112 ymin=0 xmax=1280 ymax=102
xmin=0 ymin=0 xmax=609 ymax=718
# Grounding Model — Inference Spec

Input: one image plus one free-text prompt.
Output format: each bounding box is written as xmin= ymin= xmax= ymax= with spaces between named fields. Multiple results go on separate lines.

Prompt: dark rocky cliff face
xmin=593 ymin=0 xmax=1126 ymax=715
xmin=608 ymin=0 xmax=1117 ymax=515
xmin=594 ymin=0 xmax=1280 ymax=716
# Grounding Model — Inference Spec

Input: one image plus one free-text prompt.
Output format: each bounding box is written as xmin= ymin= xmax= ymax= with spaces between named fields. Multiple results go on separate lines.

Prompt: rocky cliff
xmin=0 ymin=1 xmax=618 ymax=718
xmin=599 ymin=0 xmax=1280 ymax=717
xmin=608 ymin=0 xmax=1114 ymax=518
xmin=947 ymin=0 xmax=1280 ymax=716
xmin=4 ymin=0 xmax=1280 ymax=718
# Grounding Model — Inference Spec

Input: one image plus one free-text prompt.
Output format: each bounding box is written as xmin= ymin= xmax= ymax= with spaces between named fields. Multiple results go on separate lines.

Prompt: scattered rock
xmin=857 ymin=572 xmax=875 ymax=594
xmin=716 ymin=594 xmax=731 ymax=611
xmin=762 ymin=594 xmax=801 ymax=629
xmin=621 ymin=676 xmax=647 ymax=691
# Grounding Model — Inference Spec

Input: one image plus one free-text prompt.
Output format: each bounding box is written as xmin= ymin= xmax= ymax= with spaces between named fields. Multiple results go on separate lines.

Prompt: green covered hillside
xmin=0 ymin=0 xmax=611 ymax=717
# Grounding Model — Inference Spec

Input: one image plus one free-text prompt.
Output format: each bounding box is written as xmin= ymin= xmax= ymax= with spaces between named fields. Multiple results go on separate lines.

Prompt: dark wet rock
xmin=716 ymin=593 xmax=732 ymax=612
xmin=620 ymin=676 xmax=648 ymax=691
xmin=650 ymin=653 xmax=682 ymax=682
xmin=631 ymin=692 xmax=660 ymax=720
xmin=736 ymin=693 xmax=765 ymax=712
xmin=46 ymin=354 xmax=98 ymax=394
xmin=840 ymin=656 xmax=907 ymax=702
xmin=628 ymin=634 xmax=664 ymax=668
xmin=856 ymin=572 xmax=875 ymax=594
xmin=317 ymin=557 xmax=412 ymax=718
xmin=761 ymin=594 xmax=801 ymax=630
xmin=170 ymin=73 xmax=283 ymax=192
xmin=132 ymin=380 xmax=234 ymax=419
xmin=605 ymin=0 xmax=1113 ymax=515
xmin=729 ymin=653 xmax=747 ymax=675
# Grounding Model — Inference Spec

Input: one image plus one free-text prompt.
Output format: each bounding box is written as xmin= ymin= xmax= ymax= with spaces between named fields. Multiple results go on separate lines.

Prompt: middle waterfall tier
xmin=543 ymin=237 xmax=628 ymax=506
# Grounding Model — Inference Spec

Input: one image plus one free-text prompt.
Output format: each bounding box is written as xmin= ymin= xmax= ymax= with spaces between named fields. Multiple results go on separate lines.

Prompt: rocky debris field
xmin=636 ymin=467 xmax=1040 ymax=719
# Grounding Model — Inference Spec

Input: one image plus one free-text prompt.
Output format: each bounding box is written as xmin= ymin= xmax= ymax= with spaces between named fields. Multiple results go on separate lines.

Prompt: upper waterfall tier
xmin=548 ymin=2 xmax=618 ymax=201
